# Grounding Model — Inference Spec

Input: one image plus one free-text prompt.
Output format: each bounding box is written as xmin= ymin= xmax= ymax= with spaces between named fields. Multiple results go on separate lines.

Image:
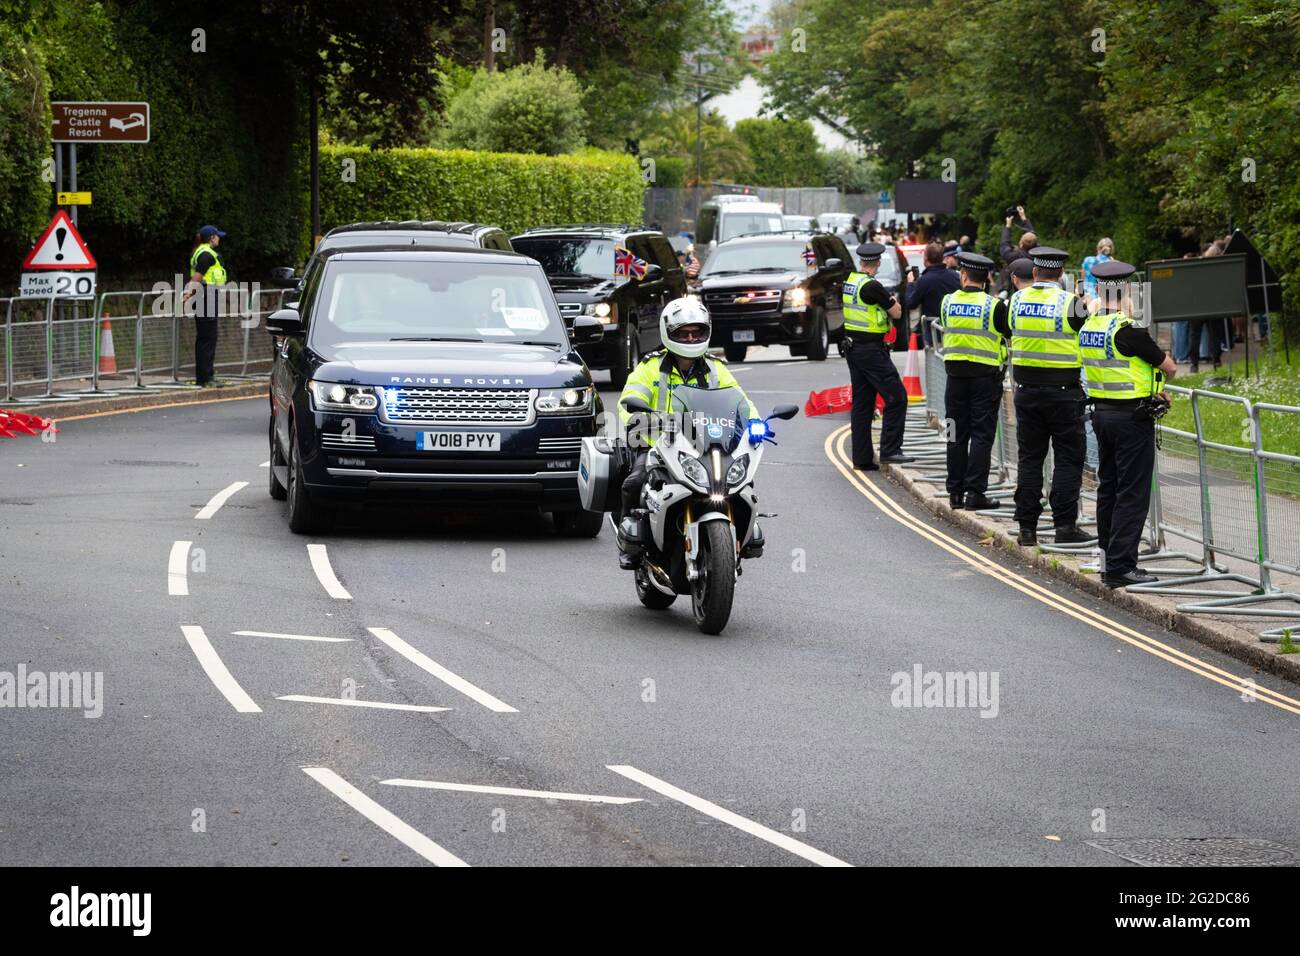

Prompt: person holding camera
xmin=1078 ymin=260 xmax=1178 ymax=588
xmin=999 ymin=205 xmax=1037 ymax=293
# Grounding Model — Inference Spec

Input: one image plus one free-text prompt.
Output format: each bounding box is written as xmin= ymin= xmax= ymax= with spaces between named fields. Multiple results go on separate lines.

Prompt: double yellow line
xmin=825 ymin=424 xmax=1300 ymax=717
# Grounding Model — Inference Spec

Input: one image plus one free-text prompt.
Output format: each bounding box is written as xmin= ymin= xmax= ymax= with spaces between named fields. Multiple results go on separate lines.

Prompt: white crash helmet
xmin=660 ymin=295 xmax=712 ymax=360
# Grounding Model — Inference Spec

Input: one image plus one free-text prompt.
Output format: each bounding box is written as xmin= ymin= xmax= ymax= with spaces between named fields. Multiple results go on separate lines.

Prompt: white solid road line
xmin=606 ymin=764 xmax=851 ymax=867
xmin=195 ymin=480 xmax=249 ymax=520
xmin=381 ymin=779 xmax=643 ymax=805
xmin=181 ymin=625 xmax=261 ymax=713
xmin=367 ymin=627 xmax=517 ymax=714
xmin=231 ymin=630 xmax=353 ymax=643
xmin=731 ymin=366 xmax=752 ymax=372
xmin=258 ymin=460 xmax=270 ymax=468
xmin=307 ymin=543 xmax=352 ymax=600
xmin=303 ymin=767 xmax=468 ymax=867
xmin=277 ymin=695 xmax=450 ymax=713
xmin=777 ymin=360 xmax=806 ymax=367
xmin=168 ymin=540 xmax=191 ymax=596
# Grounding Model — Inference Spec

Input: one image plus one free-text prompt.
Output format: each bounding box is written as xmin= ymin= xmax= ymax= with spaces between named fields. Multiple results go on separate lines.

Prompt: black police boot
xmin=964 ymin=493 xmax=1001 ymax=510
xmin=1017 ymin=525 xmax=1037 ymax=546
xmin=853 ymin=461 xmax=879 ymax=472
xmin=740 ymin=522 xmax=765 ymax=559
xmin=880 ymin=453 xmax=916 ymax=465
xmin=1104 ymin=569 xmax=1159 ymax=588
xmin=616 ymin=512 xmax=646 ymax=570
xmin=949 ymin=493 xmax=965 ymax=510
xmin=1053 ymin=525 xmax=1096 ymax=545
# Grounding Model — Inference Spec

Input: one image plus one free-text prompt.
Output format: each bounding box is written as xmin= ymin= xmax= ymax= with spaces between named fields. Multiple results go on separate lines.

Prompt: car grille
xmin=321 ymin=432 xmax=377 ymax=451
xmin=703 ymin=289 xmax=783 ymax=316
xmin=537 ymin=437 xmax=584 ymax=455
xmin=557 ymin=302 xmax=583 ymax=318
xmin=380 ymin=387 xmax=534 ymax=425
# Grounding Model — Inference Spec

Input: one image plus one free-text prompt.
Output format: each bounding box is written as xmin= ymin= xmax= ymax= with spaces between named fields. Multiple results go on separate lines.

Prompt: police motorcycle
xmin=579 ymin=385 xmax=797 ymax=635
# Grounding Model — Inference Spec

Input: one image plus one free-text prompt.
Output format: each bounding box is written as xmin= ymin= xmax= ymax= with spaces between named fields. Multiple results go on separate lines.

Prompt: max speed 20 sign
xmin=20 ymin=211 xmax=98 ymax=299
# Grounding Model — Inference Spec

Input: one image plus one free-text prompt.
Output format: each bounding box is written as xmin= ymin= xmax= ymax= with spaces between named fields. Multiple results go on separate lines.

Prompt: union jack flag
xmin=802 ymin=244 xmax=818 ymax=267
xmin=614 ymin=244 xmax=647 ymax=279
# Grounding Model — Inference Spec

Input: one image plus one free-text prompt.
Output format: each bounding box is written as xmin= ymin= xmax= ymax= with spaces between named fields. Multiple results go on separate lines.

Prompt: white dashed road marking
xmin=168 ymin=540 xmax=191 ymax=596
xmin=381 ymin=779 xmax=643 ymax=804
xmin=231 ymin=630 xmax=353 ymax=643
xmin=277 ymin=695 xmax=450 ymax=713
xmin=307 ymin=543 xmax=352 ymax=600
xmin=195 ymin=480 xmax=249 ymax=519
xmin=606 ymin=764 xmax=851 ymax=867
xmin=303 ymin=767 xmax=468 ymax=867
xmin=181 ymin=625 xmax=261 ymax=713
xmin=367 ymin=627 xmax=517 ymax=714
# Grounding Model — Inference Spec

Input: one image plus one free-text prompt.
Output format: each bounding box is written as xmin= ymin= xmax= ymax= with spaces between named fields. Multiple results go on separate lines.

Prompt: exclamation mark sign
xmin=54 ymin=227 xmax=67 ymax=261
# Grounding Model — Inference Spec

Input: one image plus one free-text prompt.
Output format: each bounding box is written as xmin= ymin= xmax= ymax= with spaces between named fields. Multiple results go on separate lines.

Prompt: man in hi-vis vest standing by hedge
xmin=185 ymin=224 xmax=229 ymax=388
xmin=939 ymin=251 xmax=1008 ymax=512
xmin=993 ymin=246 xmax=1092 ymax=546
xmin=1079 ymin=260 xmax=1177 ymax=588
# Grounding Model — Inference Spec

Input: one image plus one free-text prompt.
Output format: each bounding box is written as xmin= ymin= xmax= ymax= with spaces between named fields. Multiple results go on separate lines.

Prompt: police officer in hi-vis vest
xmin=185 ymin=224 xmax=229 ymax=388
xmin=1079 ymin=260 xmax=1177 ymax=588
xmin=843 ymin=241 xmax=914 ymax=470
xmin=993 ymin=246 xmax=1092 ymax=546
xmin=939 ymin=252 xmax=1008 ymax=511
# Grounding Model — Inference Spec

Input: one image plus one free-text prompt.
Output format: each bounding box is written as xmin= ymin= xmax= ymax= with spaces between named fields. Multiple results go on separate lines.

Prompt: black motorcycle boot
xmin=616 ymin=511 xmax=646 ymax=570
xmin=740 ymin=522 xmax=765 ymax=559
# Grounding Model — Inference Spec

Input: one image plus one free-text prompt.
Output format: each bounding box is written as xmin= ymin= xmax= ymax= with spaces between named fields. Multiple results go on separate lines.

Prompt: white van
xmin=695 ymin=196 xmax=785 ymax=260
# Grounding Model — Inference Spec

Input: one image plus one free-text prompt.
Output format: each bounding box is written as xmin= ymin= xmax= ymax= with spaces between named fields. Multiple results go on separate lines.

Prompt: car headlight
xmin=726 ymin=454 xmax=751 ymax=487
xmin=535 ymin=386 xmax=594 ymax=415
xmin=783 ymin=286 xmax=809 ymax=311
xmin=583 ymin=302 xmax=615 ymax=323
xmin=309 ymin=380 xmax=379 ymax=412
xmin=677 ymin=452 xmax=709 ymax=489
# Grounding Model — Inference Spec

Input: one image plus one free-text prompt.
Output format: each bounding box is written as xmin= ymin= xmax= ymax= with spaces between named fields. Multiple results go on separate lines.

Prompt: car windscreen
xmin=701 ymin=241 xmax=813 ymax=276
xmin=718 ymin=211 xmax=786 ymax=241
xmin=670 ymin=384 xmax=751 ymax=453
xmin=510 ymin=237 xmax=619 ymax=278
xmin=309 ymin=259 xmax=565 ymax=349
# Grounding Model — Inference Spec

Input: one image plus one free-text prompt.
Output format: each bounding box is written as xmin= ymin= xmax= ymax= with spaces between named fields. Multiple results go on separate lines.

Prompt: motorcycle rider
xmin=616 ymin=296 xmax=757 ymax=570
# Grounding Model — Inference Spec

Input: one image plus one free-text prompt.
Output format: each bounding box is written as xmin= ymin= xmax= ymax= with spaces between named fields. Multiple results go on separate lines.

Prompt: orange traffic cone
xmin=98 ymin=313 xmax=117 ymax=375
xmin=902 ymin=331 xmax=924 ymax=404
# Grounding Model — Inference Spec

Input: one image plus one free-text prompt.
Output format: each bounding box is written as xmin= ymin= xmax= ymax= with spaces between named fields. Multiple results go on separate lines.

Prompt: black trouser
xmin=194 ymin=317 xmax=219 ymax=384
xmin=846 ymin=338 xmax=907 ymax=466
xmin=1091 ymin=402 xmax=1155 ymax=577
xmin=1012 ymin=382 xmax=1086 ymax=528
xmin=620 ymin=449 xmax=648 ymax=518
xmin=944 ymin=372 xmax=1002 ymax=496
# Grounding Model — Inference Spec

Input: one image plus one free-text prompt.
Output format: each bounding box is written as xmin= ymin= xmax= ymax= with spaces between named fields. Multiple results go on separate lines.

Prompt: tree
xmin=734 ymin=118 xmax=824 ymax=186
xmin=821 ymin=149 xmax=878 ymax=194
xmin=438 ymin=58 xmax=587 ymax=156
xmin=641 ymin=105 xmax=753 ymax=184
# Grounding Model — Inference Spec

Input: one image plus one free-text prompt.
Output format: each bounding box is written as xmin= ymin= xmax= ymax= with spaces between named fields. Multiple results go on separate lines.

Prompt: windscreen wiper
xmin=389 ymin=336 xmax=481 ymax=342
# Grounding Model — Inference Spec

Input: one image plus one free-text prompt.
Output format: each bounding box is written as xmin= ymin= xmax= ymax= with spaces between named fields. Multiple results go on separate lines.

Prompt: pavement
xmin=2 ymin=346 xmax=1299 ymax=867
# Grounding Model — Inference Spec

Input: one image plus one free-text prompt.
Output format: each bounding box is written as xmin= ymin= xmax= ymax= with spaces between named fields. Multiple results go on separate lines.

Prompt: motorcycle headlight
xmin=535 ymin=386 xmax=594 ymax=415
xmin=583 ymin=302 xmax=615 ymax=323
xmin=726 ymin=454 xmax=751 ymax=487
xmin=783 ymin=286 xmax=809 ymax=311
xmin=677 ymin=451 xmax=709 ymax=489
xmin=309 ymin=380 xmax=379 ymax=412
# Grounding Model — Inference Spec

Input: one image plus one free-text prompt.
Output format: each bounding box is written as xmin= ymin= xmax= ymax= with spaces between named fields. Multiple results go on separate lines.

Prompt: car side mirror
xmin=642 ymin=263 xmax=663 ymax=281
xmin=621 ymin=394 xmax=652 ymax=414
xmin=570 ymin=315 xmax=604 ymax=345
xmin=269 ymin=266 xmax=299 ymax=288
xmin=265 ymin=308 xmax=303 ymax=336
xmin=823 ymin=257 xmax=842 ymax=270
xmin=768 ymin=403 xmax=799 ymax=421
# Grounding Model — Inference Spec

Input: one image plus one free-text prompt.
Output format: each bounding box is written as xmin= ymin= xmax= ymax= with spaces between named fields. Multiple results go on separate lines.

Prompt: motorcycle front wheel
xmin=691 ymin=521 xmax=737 ymax=634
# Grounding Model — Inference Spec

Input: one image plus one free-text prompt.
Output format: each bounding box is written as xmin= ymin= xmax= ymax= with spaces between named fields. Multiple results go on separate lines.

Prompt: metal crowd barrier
xmin=904 ymin=325 xmax=1300 ymax=643
xmin=1 ymin=286 xmax=286 ymax=404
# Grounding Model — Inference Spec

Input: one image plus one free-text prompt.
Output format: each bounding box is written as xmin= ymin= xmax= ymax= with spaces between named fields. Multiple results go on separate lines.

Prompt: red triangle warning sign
xmin=23 ymin=210 xmax=96 ymax=270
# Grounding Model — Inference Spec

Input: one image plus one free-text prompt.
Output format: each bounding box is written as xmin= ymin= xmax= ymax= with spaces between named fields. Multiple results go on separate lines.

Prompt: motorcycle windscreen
xmin=669 ymin=384 xmax=749 ymax=453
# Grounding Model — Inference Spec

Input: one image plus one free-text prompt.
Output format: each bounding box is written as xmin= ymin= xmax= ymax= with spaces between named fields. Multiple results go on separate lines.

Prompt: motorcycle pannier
xmin=578 ymin=436 xmax=620 ymax=512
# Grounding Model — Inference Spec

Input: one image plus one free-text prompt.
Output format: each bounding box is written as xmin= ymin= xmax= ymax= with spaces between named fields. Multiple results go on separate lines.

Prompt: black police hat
xmin=1008 ymin=257 xmax=1036 ymax=279
xmin=942 ymin=241 xmax=959 ymax=255
xmin=1092 ymin=259 xmax=1137 ymax=285
xmin=1029 ymin=246 xmax=1069 ymax=268
xmin=855 ymin=241 xmax=886 ymax=263
xmin=956 ymin=251 xmax=994 ymax=274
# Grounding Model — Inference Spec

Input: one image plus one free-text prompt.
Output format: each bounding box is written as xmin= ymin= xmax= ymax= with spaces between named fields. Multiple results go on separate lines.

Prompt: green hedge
xmin=318 ymin=145 xmax=645 ymax=242
xmin=0 ymin=23 xmax=51 ymax=270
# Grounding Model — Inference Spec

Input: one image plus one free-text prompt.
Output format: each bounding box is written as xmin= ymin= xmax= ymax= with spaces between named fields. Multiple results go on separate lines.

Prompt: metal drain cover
xmin=1088 ymin=838 xmax=1295 ymax=867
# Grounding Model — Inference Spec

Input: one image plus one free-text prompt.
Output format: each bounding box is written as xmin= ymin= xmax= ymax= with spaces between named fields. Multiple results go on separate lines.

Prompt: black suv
xmin=270 ymin=221 xmax=514 ymax=289
xmin=510 ymin=225 xmax=687 ymax=387
xmin=264 ymin=245 xmax=606 ymax=536
xmin=694 ymin=231 xmax=852 ymax=362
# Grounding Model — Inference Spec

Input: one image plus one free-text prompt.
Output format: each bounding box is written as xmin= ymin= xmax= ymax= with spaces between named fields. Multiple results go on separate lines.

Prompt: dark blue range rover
xmin=265 ymin=246 xmax=606 ymax=536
